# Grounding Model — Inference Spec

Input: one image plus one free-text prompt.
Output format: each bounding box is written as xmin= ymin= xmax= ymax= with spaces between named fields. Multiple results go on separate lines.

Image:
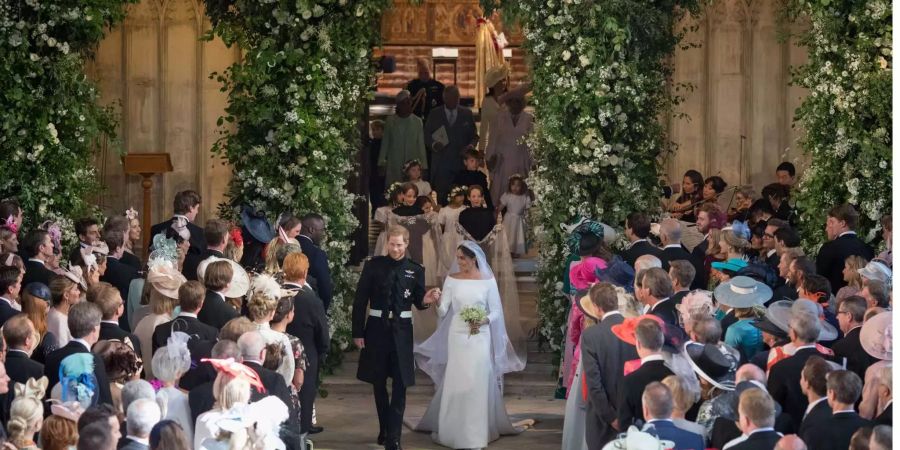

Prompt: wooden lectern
xmin=122 ymin=153 xmax=173 ymax=261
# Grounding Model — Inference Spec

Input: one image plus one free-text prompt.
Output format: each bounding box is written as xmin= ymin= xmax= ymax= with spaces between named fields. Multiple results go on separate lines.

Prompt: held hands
xmin=467 ymin=318 xmax=489 ymax=334
xmin=424 ymin=288 xmax=441 ymax=305
xmin=354 ymin=338 xmax=365 ymax=349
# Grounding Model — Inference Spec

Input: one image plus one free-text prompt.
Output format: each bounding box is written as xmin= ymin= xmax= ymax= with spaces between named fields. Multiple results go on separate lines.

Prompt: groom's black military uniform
xmin=353 ymin=254 xmax=429 ymax=450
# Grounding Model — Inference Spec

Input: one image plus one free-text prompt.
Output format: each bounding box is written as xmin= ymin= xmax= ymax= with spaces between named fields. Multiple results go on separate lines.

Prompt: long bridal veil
xmin=415 ymin=241 xmax=526 ymax=386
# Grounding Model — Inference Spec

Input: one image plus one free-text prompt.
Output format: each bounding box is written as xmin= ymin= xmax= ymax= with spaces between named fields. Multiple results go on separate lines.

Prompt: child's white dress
xmin=412 ymin=180 xmax=433 ymax=197
xmin=500 ymin=192 xmax=531 ymax=255
xmin=436 ymin=205 xmax=466 ymax=277
xmin=373 ymin=205 xmax=394 ymax=256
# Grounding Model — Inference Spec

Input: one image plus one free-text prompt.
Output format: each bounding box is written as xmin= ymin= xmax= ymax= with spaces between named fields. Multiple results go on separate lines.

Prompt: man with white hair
xmin=120 ymin=380 xmax=156 ymax=446
xmin=379 ymin=89 xmax=426 ymax=186
xmin=635 ymin=254 xmax=663 ymax=272
xmin=658 ymin=219 xmax=693 ymax=278
xmin=121 ymin=398 xmax=162 ymax=450
xmin=768 ymin=310 xmax=825 ymax=423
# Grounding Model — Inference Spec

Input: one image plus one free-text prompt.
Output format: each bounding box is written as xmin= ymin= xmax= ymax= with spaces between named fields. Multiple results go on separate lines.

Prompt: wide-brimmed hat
xmin=860 ymin=311 xmax=892 ymax=360
xmin=197 ymin=256 xmax=250 ymax=298
xmin=764 ymin=299 xmax=839 ymax=342
xmin=595 ymin=256 xmax=636 ymax=293
xmin=751 ymin=316 xmax=788 ymax=339
xmin=612 ymin=315 xmax=687 ymax=353
xmin=147 ymin=261 xmax=187 ymax=299
xmin=858 ymin=260 xmax=892 ymax=285
xmin=684 ymin=341 xmax=738 ymax=391
xmin=578 ymin=294 xmax=602 ymax=322
xmin=602 ymin=426 xmax=675 ymax=450
xmin=565 ymin=219 xmax=617 ymax=253
xmin=714 ymin=276 xmax=771 ymax=309
xmin=240 ymin=205 xmax=275 ymax=244
xmin=484 ymin=65 xmax=509 ymax=89
xmin=711 ymin=258 xmax=749 ymax=276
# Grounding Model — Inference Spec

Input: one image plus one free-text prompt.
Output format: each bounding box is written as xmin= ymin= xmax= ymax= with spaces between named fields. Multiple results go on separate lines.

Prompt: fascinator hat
xmin=198 ymin=256 xmax=251 ymax=298
xmin=147 ymin=233 xmax=187 ymax=299
xmin=203 ymin=358 xmax=266 ymax=393
xmin=249 ymin=273 xmax=298 ymax=301
xmin=152 ymin=331 xmax=192 ymax=383
xmin=125 ymin=207 xmax=139 ymax=221
xmin=858 ymin=260 xmax=892 ymax=287
xmin=760 ymin=299 xmax=839 ymax=342
xmin=206 ymin=396 xmax=290 ymax=450
xmin=565 ymin=218 xmax=617 ymax=254
xmin=240 ymin=204 xmax=276 ymax=244
xmin=56 ymin=353 xmax=99 ymax=409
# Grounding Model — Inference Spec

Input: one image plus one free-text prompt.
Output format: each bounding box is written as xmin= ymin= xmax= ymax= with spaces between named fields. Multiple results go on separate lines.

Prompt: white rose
xmin=579 ymin=55 xmax=590 ymax=67
xmin=30 ymin=53 xmax=39 ymax=61
xmin=302 ymin=10 xmax=312 ymax=20
xmin=562 ymin=50 xmax=571 ymax=61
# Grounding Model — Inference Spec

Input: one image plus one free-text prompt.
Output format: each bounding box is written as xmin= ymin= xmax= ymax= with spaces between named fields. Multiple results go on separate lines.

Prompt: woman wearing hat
xmin=859 ymin=311 xmax=892 ymax=420
xmin=134 ymin=259 xmax=187 ymax=380
xmin=710 ymin=223 xmax=753 ymax=284
xmin=47 ymin=274 xmax=82 ymax=348
xmin=715 ymin=277 xmax=768 ymax=363
xmin=21 ymin=282 xmax=58 ymax=364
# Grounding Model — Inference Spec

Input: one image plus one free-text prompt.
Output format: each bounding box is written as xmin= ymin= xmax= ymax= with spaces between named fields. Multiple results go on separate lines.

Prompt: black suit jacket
xmin=798 ymin=399 xmax=831 ymax=444
xmin=188 ymin=380 xmax=215 ymax=425
xmin=767 ymin=347 xmax=827 ymax=425
xmin=22 ymin=260 xmax=54 ymax=288
xmin=299 ymin=236 xmax=333 ymax=311
xmin=100 ymin=257 xmax=139 ymax=304
xmin=243 ymin=361 xmax=301 ymax=450
xmin=816 ymin=233 xmax=874 ymax=294
xmin=99 ymin=322 xmax=143 ymax=359
xmin=120 ymin=251 xmax=142 ymax=272
xmin=690 ymin=238 xmax=710 ymax=290
xmin=151 ymin=314 xmax=218 ymax=356
xmin=832 ymin=327 xmax=878 ymax=381
xmin=622 ymin=240 xmax=662 ymax=268
xmin=197 ymin=291 xmax=239 ymax=330
xmin=727 ymin=430 xmax=783 ymax=450
xmin=149 ymin=217 xmax=205 ymax=256
xmin=648 ymin=298 xmax=679 ymax=327
xmin=118 ymin=437 xmax=149 ymax=450
xmin=43 ymin=341 xmax=113 ymax=405
xmin=4 ymin=350 xmax=44 ymax=412
xmin=0 ymin=301 xmax=18 ymax=329
xmin=875 ymin=403 xmax=892 ymax=426
xmin=181 ymin=248 xmax=224 ymax=282
xmin=617 ymin=359 xmax=673 ymax=429
xmin=284 ymin=283 xmax=329 ymax=367
xmin=805 ymin=412 xmax=871 ymax=450
xmin=660 ymin=245 xmax=694 ymax=278
xmin=582 ymin=313 xmax=638 ymax=447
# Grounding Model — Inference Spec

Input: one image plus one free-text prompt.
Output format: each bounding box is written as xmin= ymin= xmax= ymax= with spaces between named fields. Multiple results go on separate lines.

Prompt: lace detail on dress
xmin=456 ymin=222 xmax=502 ymax=245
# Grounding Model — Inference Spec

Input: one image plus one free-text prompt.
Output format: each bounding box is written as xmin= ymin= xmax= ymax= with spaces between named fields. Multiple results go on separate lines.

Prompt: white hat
xmin=858 ymin=260 xmax=892 ymax=285
xmin=197 ymin=257 xmax=250 ymax=298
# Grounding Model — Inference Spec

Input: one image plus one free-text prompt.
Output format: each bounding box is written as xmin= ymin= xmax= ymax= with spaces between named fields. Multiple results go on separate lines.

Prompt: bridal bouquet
xmin=459 ymin=305 xmax=488 ymax=336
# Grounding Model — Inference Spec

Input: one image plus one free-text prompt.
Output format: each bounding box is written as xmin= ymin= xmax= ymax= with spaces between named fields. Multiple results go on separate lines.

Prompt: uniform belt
xmin=369 ymin=309 xmax=412 ymax=319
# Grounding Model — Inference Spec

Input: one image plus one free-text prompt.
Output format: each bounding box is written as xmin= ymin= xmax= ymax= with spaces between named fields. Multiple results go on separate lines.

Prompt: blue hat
xmin=595 ymin=256 xmax=636 ymax=293
xmin=240 ymin=204 xmax=275 ymax=244
xmin=25 ymin=282 xmax=51 ymax=302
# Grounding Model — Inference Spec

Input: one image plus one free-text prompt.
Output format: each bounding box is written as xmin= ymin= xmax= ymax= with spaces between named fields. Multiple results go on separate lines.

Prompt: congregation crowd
xmin=560 ymin=163 xmax=894 ymax=450
xmin=0 ymin=190 xmax=335 ymax=450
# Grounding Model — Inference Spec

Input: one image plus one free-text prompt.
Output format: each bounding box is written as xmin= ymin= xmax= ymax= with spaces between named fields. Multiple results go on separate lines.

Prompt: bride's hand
xmin=424 ymin=288 xmax=441 ymax=305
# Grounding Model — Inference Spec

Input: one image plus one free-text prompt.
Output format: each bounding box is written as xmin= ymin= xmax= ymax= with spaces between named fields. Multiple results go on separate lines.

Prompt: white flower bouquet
xmin=459 ymin=305 xmax=488 ymax=335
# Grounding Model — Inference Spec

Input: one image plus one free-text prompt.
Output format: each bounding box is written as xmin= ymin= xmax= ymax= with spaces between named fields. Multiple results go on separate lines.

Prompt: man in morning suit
xmin=667 ymin=260 xmax=694 ymax=308
xmin=68 ymin=217 xmax=101 ymax=266
xmin=0 ymin=267 xmax=22 ymax=328
xmin=99 ymin=230 xmax=139 ymax=330
xmin=152 ymin=281 xmax=217 ymax=356
xmin=833 ymin=296 xmax=878 ymax=380
xmin=197 ymin=260 xmax=240 ymax=329
xmin=622 ymin=212 xmax=662 ymax=268
xmin=149 ymin=190 xmax=205 ymax=256
xmin=767 ymin=309 xmax=829 ymax=425
xmin=120 ymin=399 xmax=161 ymax=450
xmin=636 ymin=268 xmax=679 ymax=326
xmin=722 ymin=388 xmax=782 ymax=450
xmin=352 ymin=226 xmax=439 ymax=450
xmin=581 ymin=282 xmax=639 ymax=447
xmin=187 ymin=340 xmax=241 ymax=424
xmin=21 ymin=230 xmax=56 ymax=288
xmin=816 ymin=204 xmax=874 ymax=294
xmin=282 ymin=252 xmax=330 ymax=435
xmin=90 ymin=282 xmax=142 ymax=358
xmin=616 ymin=317 xmax=673 ymax=429
xmin=423 ymin=86 xmax=478 ymax=205
xmin=658 ymin=220 xmax=695 ymax=284
xmin=182 ymin=219 xmax=229 ymax=282
xmin=805 ymin=370 xmax=871 ymax=450
xmin=2 ymin=315 xmax=44 ymax=410
xmin=43 ymin=302 xmax=113 ymax=405
xmin=299 ymin=213 xmax=333 ymax=312
xmin=641 ymin=382 xmax=705 ymax=450
xmin=762 ymin=218 xmax=789 ymax=271
xmin=798 ymin=356 xmax=834 ymax=444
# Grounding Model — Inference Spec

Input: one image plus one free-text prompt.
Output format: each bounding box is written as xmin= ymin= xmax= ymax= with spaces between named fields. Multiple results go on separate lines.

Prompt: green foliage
xmin=479 ymin=0 xmax=700 ymax=353
xmin=203 ymin=0 xmax=391 ymax=372
xmin=0 ymin=0 xmax=134 ymax=234
xmin=787 ymin=0 xmax=892 ymax=251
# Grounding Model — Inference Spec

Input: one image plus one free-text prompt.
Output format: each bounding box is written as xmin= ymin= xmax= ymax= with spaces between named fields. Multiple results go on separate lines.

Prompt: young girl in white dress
xmin=374 ymin=182 xmax=403 ymax=256
xmin=436 ymin=186 xmax=467 ymax=278
xmin=403 ymin=159 xmax=432 ymax=198
xmin=499 ymin=175 xmax=532 ymax=257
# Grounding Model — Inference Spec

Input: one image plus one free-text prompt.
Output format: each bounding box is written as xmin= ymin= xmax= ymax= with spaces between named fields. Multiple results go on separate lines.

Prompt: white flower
xmin=30 ymin=53 xmax=39 ymax=61
xmin=47 ymin=37 xmax=57 ymax=47
xmin=313 ymin=5 xmax=325 ymax=17
xmin=579 ymin=55 xmax=590 ymax=67
xmin=302 ymin=10 xmax=312 ymax=20
xmin=562 ymin=50 xmax=571 ymax=61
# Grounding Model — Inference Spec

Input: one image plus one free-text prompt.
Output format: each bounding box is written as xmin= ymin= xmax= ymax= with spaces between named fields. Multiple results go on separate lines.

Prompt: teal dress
xmin=724 ymin=318 xmax=763 ymax=363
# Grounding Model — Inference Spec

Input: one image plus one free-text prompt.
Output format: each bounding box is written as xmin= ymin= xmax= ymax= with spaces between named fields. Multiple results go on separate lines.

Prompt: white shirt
xmin=178 ymin=312 xmax=198 ymax=319
xmin=650 ymin=297 xmax=670 ymax=312
xmin=838 ymin=231 xmax=857 ymax=238
xmin=72 ymin=338 xmax=92 ymax=351
xmin=101 ymin=320 xmax=119 ymax=326
xmin=833 ymin=408 xmax=856 ymax=415
xmin=641 ymin=354 xmax=664 ymax=365
xmin=795 ymin=344 xmax=818 ymax=352
xmin=804 ymin=397 xmax=828 ymax=418
xmin=0 ymin=296 xmax=19 ymax=311
xmin=663 ymin=244 xmax=682 ymax=250
xmin=767 ymin=249 xmax=777 ymax=258
xmin=27 ymin=258 xmax=45 ymax=265
xmin=627 ymin=238 xmax=648 ymax=250
xmin=723 ymin=427 xmax=779 ymax=450
xmin=601 ymin=311 xmax=622 ymax=321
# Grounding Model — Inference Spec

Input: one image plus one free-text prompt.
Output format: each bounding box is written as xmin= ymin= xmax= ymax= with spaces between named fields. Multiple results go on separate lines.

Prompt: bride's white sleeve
xmin=437 ymin=280 xmax=452 ymax=318
xmin=486 ymin=280 xmax=503 ymax=325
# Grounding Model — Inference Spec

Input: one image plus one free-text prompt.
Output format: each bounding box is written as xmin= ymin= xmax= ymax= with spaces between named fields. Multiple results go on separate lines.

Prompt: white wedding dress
xmin=414 ymin=242 xmax=526 ymax=449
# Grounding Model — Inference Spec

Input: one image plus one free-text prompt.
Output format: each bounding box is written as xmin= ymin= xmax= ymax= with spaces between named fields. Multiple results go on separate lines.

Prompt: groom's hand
xmin=354 ymin=338 xmax=365 ymax=349
xmin=424 ymin=288 xmax=441 ymax=305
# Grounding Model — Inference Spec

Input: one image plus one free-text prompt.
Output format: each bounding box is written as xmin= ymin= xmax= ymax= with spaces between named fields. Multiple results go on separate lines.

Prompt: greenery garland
xmin=788 ymin=0 xmax=892 ymax=250
xmin=479 ymin=0 xmax=700 ymax=355
xmin=0 ymin=0 xmax=134 ymax=239
xmin=203 ymin=0 xmax=391 ymax=373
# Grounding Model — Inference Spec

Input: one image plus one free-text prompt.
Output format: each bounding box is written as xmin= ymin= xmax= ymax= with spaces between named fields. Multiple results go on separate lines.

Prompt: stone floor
xmin=309 ymin=392 xmax=566 ymax=450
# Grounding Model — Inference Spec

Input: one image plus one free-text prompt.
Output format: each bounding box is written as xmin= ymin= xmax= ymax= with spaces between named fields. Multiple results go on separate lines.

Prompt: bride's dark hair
xmin=457 ymin=244 xmax=479 ymax=268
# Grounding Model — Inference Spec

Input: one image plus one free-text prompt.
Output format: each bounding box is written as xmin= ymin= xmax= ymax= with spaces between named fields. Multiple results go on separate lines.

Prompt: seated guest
xmin=658 ymin=219 xmax=693 ymax=275
xmin=816 ymin=204 xmax=875 ymax=294
xmin=798 ymin=356 xmax=835 ymax=444
xmin=871 ymin=365 xmax=892 ymax=426
xmin=89 ymin=282 xmax=141 ymax=357
xmin=641 ymin=382 xmax=704 ymax=450
xmin=149 ymin=190 xmax=205 ymax=256
xmin=661 ymin=375 xmax=705 ymax=443
xmin=635 ymin=268 xmax=678 ymax=326
xmin=616 ymin=317 xmax=673 ymax=428
xmin=748 ymin=199 xmax=775 ymax=227
xmin=151 ymin=281 xmax=217 ymax=356
xmin=103 ymin=215 xmax=142 ymax=271
xmin=869 ymin=425 xmax=891 ymax=450
xmin=762 ymin=184 xmax=794 ymax=225
xmin=860 ymin=279 xmax=890 ymax=309
xmin=622 ymin=212 xmax=662 ymax=268
xmin=69 ymin=217 xmax=101 ymax=266
xmin=833 ymin=296 xmax=878 ymax=380
xmin=122 ymin=399 xmax=162 ymax=450
xmin=3 ymin=315 xmax=44 ymax=407
xmin=98 ymin=230 xmax=139 ymax=325
xmin=182 ymin=219 xmax=230 ymax=282
xmin=151 ymin=332 xmax=193 ymax=443
xmin=43 ymin=302 xmax=113 ymax=405
xmin=197 ymin=260 xmax=241 ymax=329
xmin=0 ymin=266 xmax=22 ymax=327
xmin=768 ymin=308 xmax=828 ymax=425
xmin=667 ymin=260 xmax=694 ymax=307
xmin=691 ymin=203 xmax=726 ymax=289
xmin=21 ymin=230 xmax=55 ymax=288
xmin=805 ymin=370 xmax=871 ymax=450
xmin=775 ymin=162 xmax=796 ymax=188
xmin=669 ymin=170 xmax=703 ymax=222
xmin=701 ymin=176 xmax=728 ymax=206
xmin=722 ymin=388 xmax=782 ymax=450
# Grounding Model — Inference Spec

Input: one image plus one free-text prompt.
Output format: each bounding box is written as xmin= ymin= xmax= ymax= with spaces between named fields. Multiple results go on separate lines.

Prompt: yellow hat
xmin=484 ymin=65 xmax=509 ymax=89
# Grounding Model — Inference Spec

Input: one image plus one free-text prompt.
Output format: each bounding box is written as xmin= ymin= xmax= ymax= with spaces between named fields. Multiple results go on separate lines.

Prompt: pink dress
xmin=564 ymin=257 xmax=608 ymax=391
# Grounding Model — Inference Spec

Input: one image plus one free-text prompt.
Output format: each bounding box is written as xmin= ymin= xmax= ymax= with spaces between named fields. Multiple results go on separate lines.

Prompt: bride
xmin=413 ymin=241 xmax=527 ymax=449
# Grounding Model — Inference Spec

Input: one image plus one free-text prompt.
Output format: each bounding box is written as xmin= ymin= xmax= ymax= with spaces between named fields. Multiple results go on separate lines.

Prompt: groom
xmin=353 ymin=225 xmax=440 ymax=450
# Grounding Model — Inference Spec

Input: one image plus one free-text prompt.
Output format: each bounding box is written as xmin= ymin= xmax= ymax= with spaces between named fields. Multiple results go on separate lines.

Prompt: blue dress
xmin=724 ymin=318 xmax=763 ymax=363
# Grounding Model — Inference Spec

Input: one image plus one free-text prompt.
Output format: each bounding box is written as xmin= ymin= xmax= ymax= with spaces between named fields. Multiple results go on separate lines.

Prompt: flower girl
xmin=374 ymin=182 xmax=403 ymax=256
xmin=403 ymin=159 xmax=432 ymax=198
xmin=437 ymin=186 xmax=467 ymax=277
xmin=499 ymin=175 xmax=532 ymax=257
